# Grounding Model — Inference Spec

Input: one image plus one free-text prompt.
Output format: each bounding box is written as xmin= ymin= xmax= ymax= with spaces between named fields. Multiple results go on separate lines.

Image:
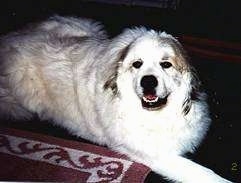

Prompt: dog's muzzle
xmin=140 ymin=75 xmax=168 ymax=110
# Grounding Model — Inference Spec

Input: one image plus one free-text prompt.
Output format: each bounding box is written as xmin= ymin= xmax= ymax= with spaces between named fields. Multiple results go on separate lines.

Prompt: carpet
xmin=0 ymin=127 xmax=151 ymax=182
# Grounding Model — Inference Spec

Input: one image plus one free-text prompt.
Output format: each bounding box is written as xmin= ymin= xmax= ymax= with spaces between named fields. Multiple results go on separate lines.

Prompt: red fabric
xmin=179 ymin=36 xmax=241 ymax=63
xmin=0 ymin=127 xmax=150 ymax=182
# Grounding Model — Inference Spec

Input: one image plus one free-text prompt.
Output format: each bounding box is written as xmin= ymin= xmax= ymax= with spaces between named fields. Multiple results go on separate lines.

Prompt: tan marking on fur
xmin=160 ymin=37 xmax=190 ymax=73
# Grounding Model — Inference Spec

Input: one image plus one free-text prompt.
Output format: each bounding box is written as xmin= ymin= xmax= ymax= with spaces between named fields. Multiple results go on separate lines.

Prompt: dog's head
xmin=104 ymin=28 xmax=201 ymax=113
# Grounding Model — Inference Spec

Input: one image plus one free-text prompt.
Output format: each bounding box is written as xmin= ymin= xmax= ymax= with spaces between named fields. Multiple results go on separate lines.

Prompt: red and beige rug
xmin=0 ymin=127 xmax=150 ymax=182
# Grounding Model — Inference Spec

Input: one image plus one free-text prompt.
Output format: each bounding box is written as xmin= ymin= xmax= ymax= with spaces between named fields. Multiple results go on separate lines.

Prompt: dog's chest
xmin=112 ymin=105 xmax=189 ymax=153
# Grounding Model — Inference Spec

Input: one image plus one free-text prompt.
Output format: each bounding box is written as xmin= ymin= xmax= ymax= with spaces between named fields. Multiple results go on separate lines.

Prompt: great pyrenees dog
xmin=0 ymin=16 xmax=232 ymax=183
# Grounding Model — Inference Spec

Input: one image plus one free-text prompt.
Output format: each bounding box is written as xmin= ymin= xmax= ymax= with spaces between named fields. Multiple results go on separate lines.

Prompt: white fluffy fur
xmin=0 ymin=16 xmax=232 ymax=183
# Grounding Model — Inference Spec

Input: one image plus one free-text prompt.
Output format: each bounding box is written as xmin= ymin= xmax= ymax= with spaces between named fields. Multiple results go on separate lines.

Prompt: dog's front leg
xmin=133 ymin=154 xmax=233 ymax=183
xmin=152 ymin=155 xmax=233 ymax=183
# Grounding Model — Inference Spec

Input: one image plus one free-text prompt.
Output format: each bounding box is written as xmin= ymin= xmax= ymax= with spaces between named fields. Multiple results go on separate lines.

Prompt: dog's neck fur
xmin=106 ymin=80 xmax=208 ymax=156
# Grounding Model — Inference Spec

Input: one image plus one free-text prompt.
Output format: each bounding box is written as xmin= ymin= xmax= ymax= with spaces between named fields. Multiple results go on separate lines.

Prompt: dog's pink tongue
xmin=145 ymin=94 xmax=157 ymax=100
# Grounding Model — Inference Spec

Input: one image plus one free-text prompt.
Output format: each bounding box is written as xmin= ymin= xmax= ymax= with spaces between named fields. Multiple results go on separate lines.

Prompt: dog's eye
xmin=160 ymin=61 xmax=172 ymax=69
xmin=132 ymin=60 xmax=143 ymax=69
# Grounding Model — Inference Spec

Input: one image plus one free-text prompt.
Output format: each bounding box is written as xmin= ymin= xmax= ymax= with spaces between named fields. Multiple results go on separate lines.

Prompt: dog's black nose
xmin=141 ymin=75 xmax=158 ymax=89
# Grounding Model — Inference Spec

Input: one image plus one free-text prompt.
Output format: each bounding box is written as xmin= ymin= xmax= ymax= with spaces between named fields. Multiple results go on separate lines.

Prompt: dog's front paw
xmin=192 ymin=172 xmax=233 ymax=183
xmin=180 ymin=168 xmax=233 ymax=183
xmin=208 ymin=177 xmax=233 ymax=183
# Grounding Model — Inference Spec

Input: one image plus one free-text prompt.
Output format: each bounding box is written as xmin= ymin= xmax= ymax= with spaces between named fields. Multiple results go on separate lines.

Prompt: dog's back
xmin=0 ymin=16 xmax=105 ymax=121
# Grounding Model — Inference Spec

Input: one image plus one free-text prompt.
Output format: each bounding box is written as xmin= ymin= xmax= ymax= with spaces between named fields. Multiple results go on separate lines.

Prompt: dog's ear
xmin=182 ymin=68 xmax=203 ymax=115
xmin=190 ymin=69 xmax=203 ymax=100
xmin=167 ymin=38 xmax=205 ymax=115
xmin=103 ymin=43 xmax=131 ymax=96
xmin=103 ymin=73 xmax=118 ymax=95
xmin=173 ymin=39 xmax=204 ymax=101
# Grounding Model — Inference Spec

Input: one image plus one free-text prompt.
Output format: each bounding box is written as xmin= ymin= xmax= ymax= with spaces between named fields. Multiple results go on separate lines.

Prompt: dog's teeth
xmin=143 ymin=96 xmax=158 ymax=103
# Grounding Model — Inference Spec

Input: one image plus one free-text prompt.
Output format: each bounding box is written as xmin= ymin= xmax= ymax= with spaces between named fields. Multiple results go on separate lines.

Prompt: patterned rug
xmin=0 ymin=127 xmax=151 ymax=182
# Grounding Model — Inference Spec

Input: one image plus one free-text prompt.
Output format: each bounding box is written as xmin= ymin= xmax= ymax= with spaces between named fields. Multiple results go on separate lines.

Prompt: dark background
xmin=0 ymin=0 xmax=240 ymax=182
xmin=0 ymin=0 xmax=241 ymax=41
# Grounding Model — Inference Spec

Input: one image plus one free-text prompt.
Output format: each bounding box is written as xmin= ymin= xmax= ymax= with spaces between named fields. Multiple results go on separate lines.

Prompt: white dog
xmin=0 ymin=16 xmax=232 ymax=183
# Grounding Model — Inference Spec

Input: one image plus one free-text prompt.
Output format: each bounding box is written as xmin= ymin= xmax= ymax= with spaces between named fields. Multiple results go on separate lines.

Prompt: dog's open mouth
xmin=141 ymin=94 xmax=168 ymax=110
